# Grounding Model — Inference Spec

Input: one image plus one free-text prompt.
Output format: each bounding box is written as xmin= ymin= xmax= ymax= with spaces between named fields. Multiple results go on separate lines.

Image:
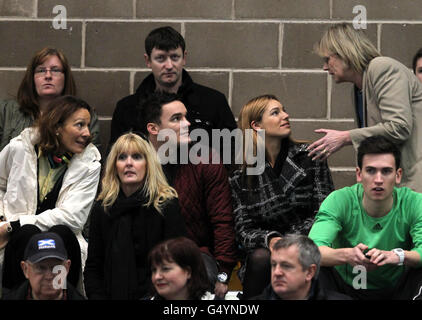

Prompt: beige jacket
xmin=349 ymin=56 xmax=422 ymax=192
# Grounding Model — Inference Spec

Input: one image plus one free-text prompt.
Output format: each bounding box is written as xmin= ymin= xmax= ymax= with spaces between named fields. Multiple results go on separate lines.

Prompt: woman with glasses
xmin=0 ymin=47 xmax=100 ymax=151
xmin=84 ymin=133 xmax=186 ymax=300
xmin=0 ymin=95 xmax=101 ymax=292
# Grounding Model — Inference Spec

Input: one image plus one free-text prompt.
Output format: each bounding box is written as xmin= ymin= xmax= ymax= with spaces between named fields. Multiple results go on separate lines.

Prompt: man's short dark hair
xmin=138 ymin=92 xmax=182 ymax=135
xmin=145 ymin=26 xmax=186 ymax=57
xmin=273 ymin=234 xmax=321 ymax=278
xmin=357 ymin=136 xmax=401 ymax=169
xmin=412 ymin=48 xmax=422 ymax=74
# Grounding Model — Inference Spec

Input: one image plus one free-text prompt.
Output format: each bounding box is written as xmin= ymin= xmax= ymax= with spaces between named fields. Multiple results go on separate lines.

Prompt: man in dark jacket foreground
xmin=252 ymin=234 xmax=351 ymax=300
xmin=2 ymin=232 xmax=84 ymax=300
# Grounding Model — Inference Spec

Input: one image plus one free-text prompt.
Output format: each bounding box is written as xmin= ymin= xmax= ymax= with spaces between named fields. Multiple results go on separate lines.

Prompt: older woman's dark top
xmin=84 ymin=190 xmax=186 ymax=300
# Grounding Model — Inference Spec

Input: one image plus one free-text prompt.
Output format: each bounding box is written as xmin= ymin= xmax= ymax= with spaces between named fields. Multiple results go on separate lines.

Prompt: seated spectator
xmin=0 ymin=47 xmax=100 ymax=152
xmin=0 ymin=95 xmax=101 ymax=291
xmin=139 ymin=92 xmax=237 ymax=299
xmin=252 ymin=234 xmax=351 ymax=300
xmin=229 ymin=94 xmax=334 ymax=299
xmin=148 ymin=237 xmax=214 ymax=300
xmin=309 ymin=136 xmax=422 ymax=300
xmin=412 ymin=48 xmax=422 ymax=82
xmin=84 ymin=132 xmax=186 ymax=300
xmin=2 ymin=232 xmax=84 ymax=300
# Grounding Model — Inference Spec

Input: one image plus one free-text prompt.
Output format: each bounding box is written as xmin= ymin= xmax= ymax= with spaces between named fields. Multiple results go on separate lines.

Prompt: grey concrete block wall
xmin=1 ymin=0 xmax=420 ymax=189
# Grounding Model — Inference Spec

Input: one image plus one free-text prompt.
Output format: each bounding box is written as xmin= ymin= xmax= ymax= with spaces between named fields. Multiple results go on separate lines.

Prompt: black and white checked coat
xmin=229 ymin=142 xmax=334 ymax=253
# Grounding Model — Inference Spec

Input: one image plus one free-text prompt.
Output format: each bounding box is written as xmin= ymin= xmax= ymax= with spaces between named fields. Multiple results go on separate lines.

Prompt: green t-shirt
xmin=309 ymin=183 xmax=422 ymax=290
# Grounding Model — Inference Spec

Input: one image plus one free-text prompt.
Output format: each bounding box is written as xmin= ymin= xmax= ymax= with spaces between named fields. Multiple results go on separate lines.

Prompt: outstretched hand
xmin=307 ymin=129 xmax=352 ymax=161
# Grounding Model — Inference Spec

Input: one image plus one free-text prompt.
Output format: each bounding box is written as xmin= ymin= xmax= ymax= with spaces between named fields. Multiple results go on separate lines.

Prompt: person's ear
xmin=396 ymin=168 xmax=403 ymax=184
xmin=186 ymin=266 xmax=192 ymax=280
xmin=21 ymin=261 xmax=30 ymax=279
xmin=144 ymin=54 xmax=151 ymax=68
xmin=64 ymin=259 xmax=71 ymax=275
xmin=356 ymin=166 xmax=362 ymax=182
xmin=147 ymin=122 xmax=159 ymax=136
xmin=251 ymin=120 xmax=261 ymax=131
xmin=305 ymin=264 xmax=317 ymax=282
xmin=182 ymin=50 xmax=187 ymax=66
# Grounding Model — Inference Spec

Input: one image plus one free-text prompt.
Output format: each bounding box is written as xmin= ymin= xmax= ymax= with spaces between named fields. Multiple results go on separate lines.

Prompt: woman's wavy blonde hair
xmin=97 ymin=132 xmax=177 ymax=213
xmin=314 ymin=23 xmax=380 ymax=74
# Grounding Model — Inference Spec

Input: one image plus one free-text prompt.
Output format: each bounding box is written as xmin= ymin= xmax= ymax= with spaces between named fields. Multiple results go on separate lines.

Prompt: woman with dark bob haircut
xmin=0 ymin=95 xmax=101 ymax=292
xmin=0 ymin=47 xmax=100 ymax=151
xmin=148 ymin=237 xmax=214 ymax=300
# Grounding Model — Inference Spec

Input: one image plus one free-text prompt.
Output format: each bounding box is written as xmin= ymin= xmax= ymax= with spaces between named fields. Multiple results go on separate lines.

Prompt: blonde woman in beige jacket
xmin=308 ymin=23 xmax=422 ymax=193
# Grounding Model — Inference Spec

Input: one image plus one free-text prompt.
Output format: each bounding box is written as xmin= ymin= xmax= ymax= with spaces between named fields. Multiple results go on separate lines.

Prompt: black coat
xmin=108 ymin=69 xmax=237 ymax=148
xmin=83 ymin=192 xmax=186 ymax=300
xmin=251 ymin=279 xmax=352 ymax=300
xmin=2 ymin=280 xmax=85 ymax=300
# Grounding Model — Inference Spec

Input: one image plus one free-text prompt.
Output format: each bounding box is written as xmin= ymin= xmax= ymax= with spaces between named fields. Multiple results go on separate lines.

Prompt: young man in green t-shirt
xmin=309 ymin=136 xmax=422 ymax=299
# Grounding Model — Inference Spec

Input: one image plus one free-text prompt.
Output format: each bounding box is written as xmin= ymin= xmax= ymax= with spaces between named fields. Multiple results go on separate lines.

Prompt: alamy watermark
xmin=156 ymin=128 xmax=266 ymax=175
xmin=52 ymin=5 xmax=67 ymax=30
xmin=352 ymin=265 xmax=367 ymax=290
xmin=353 ymin=5 xmax=367 ymax=30
xmin=52 ymin=265 xmax=67 ymax=290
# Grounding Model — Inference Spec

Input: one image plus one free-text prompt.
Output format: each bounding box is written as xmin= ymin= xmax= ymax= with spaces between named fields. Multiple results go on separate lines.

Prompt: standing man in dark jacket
xmin=109 ymin=26 xmax=237 ymax=150
xmin=252 ymin=234 xmax=351 ymax=300
xmin=139 ymin=92 xmax=237 ymax=299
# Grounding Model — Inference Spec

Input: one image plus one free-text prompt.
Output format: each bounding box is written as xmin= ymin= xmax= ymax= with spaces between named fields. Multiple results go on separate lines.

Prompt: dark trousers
xmin=2 ymin=224 xmax=81 ymax=290
xmin=318 ymin=266 xmax=422 ymax=300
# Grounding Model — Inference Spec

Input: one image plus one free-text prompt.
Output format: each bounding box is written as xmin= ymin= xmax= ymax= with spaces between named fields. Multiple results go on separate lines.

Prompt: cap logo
xmin=38 ymin=239 xmax=56 ymax=249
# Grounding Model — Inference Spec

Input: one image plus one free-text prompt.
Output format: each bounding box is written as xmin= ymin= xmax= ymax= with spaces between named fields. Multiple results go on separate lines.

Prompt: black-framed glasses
xmin=28 ymin=261 xmax=66 ymax=275
xmin=34 ymin=67 xmax=64 ymax=77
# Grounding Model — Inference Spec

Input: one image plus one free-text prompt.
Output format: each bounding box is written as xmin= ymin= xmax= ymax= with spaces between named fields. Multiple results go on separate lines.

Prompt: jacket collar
xmin=265 ymin=142 xmax=308 ymax=194
xmin=20 ymin=127 xmax=101 ymax=185
xmin=135 ymin=69 xmax=193 ymax=96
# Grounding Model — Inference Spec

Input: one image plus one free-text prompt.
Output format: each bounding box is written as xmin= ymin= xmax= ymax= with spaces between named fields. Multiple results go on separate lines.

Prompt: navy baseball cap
xmin=23 ymin=232 xmax=68 ymax=263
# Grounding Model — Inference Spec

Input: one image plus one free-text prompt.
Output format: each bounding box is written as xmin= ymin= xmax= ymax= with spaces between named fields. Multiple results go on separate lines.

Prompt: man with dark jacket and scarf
xmin=109 ymin=26 xmax=237 ymax=151
xmin=139 ymin=92 xmax=237 ymax=299
xmin=252 ymin=234 xmax=351 ymax=300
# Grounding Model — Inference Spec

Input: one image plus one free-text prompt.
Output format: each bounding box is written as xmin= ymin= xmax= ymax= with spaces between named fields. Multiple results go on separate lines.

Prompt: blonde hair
xmin=314 ymin=23 xmax=380 ymax=74
xmin=97 ymin=133 xmax=177 ymax=213
xmin=238 ymin=94 xmax=305 ymax=171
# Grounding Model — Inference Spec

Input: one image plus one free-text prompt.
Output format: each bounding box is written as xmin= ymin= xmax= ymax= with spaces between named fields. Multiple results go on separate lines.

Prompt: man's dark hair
xmin=145 ymin=26 xmax=186 ymax=57
xmin=357 ymin=136 xmax=401 ymax=169
xmin=138 ymin=92 xmax=182 ymax=135
xmin=412 ymin=48 xmax=422 ymax=74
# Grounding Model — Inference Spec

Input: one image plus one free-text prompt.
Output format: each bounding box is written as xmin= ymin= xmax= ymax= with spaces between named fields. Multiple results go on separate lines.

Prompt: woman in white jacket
xmin=0 ymin=95 xmax=101 ymax=291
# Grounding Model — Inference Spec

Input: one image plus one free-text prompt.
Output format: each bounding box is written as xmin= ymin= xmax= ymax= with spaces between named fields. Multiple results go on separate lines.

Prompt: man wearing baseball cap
xmin=2 ymin=232 xmax=84 ymax=300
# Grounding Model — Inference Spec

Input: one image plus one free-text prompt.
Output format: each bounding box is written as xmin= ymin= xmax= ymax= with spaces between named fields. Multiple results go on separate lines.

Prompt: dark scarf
xmin=243 ymin=138 xmax=290 ymax=190
xmin=105 ymin=189 xmax=148 ymax=300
